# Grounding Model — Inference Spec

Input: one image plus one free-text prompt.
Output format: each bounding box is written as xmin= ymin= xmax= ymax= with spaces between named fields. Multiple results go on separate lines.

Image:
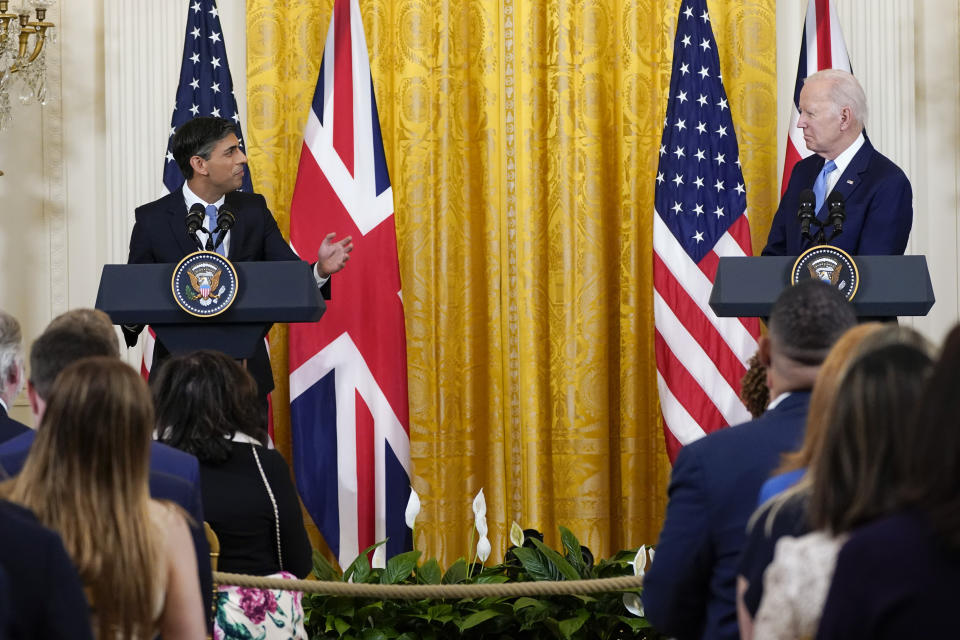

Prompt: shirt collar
xmin=766 ymin=391 xmax=792 ymax=412
xmin=830 ymin=132 xmax=865 ymax=178
xmin=0 ymin=397 xmax=7 ymax=414
xmin=182 ymin=181 xmax=226 ymax=210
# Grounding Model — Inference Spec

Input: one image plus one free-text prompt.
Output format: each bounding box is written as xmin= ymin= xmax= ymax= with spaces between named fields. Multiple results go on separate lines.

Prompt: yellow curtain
xmin=247 ymin=0 xmax=777 ymax=567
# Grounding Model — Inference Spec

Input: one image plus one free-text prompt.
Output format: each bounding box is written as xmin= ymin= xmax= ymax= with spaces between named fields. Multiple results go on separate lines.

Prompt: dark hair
xmin=171 ymin=117 xmax=239 ymax=179
xmin=739 ymin=352 xmax=769 ymax=418
xmin=808 ymin=342 xmax=933 ymax=533
xmin=30 ymin=324 xmax=120 ymax=400
xmin=900 ymin=324 xmax=960 ymax=550
xmin=768 ymin=280 xmax=857 ymax=366
xmin=151 ymin=350 xmax=266 ymax=463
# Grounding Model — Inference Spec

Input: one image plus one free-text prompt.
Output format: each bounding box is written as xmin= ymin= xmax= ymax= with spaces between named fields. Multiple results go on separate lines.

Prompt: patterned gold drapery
xmin=246 ymin=0 xmax=777 ymax=567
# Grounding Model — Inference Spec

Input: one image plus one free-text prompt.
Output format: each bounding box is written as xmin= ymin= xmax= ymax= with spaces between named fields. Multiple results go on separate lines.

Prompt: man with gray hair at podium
xmin=763 ymin=69 xmax=912 ymax=256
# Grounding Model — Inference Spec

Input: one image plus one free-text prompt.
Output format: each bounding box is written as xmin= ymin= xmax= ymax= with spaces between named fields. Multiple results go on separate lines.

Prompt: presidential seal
xmin=171 ymin=251 xmax=239 ymax=317
xmin=791 ymin=245 xmax=859 ymax=301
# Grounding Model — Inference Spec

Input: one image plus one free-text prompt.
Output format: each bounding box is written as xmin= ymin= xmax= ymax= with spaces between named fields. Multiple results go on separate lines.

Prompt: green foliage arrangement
xmin=303 ymin=526 xmax=665 ymax=639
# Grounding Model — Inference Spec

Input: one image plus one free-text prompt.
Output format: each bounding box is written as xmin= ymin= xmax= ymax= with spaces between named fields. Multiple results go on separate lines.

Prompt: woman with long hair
xmin=749 ymin=340 xmax=933 ymax=639
xmin=816 ymin=324 xmax=960 ymax=638
xmin=152 ymin=350 xmax=312 ymax=639
xmin=3 ymin=357 xmax=205 ymax=639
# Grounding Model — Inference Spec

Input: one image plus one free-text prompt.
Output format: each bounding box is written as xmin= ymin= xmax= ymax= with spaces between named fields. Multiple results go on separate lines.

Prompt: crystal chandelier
xmin=0 ymin=0 xmax=55 ymax=131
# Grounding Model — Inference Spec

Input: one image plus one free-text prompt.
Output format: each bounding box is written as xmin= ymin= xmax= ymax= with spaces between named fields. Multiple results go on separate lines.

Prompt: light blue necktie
xmin=205 ymin=204 xmax=225 ymax=256
xmin=812 ymin=159 xmax=837 ymax=213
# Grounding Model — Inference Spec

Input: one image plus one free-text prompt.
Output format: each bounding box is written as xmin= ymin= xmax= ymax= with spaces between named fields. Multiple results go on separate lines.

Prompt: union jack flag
xmin=142 ymin=0 xmax=252 ymax=380
xmin=288 ymin=0 xmax=411 ymax=569
xmin=653 ymin=0 xmax=760 ymax=461
xmin=781 ymin=0 xmax=851 ymax=195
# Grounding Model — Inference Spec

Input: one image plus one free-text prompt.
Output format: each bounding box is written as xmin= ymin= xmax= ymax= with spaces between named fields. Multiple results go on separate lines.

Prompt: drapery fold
xmin=247 ymin=0 xmax=776 ymax=566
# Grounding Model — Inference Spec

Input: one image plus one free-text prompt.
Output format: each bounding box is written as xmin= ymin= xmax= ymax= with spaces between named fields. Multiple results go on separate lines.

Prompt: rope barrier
xmin=212 ymin=571 xmax=644 ymax=599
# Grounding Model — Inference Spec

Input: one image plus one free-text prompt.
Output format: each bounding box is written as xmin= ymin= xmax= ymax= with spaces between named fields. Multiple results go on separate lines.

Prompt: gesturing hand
xmin=317 ymin=232 xmax=354 ymax=278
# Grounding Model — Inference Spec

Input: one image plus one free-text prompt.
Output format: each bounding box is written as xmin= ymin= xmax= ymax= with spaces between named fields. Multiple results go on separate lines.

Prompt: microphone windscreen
xmin=799 ymin=189 xmax=815 ymax=206
xmin=185 ymin=202 xmax=205 ymax=233
xmin=827 ymin=190 xmax=845 ymax=207
xmin=217 ymin=206 xmax=236 ymax=231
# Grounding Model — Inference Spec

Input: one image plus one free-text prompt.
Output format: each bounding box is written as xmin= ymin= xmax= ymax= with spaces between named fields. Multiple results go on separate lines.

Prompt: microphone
xmin=185 ymin=202 xmax=206 ymax=250
xmin=826 ymin=191 xmax=845 ymax=238
xmin=185 ymin=202 xmax=205 ymax=234
xmin=213 ymin=205 xmax=236 ymax=251
xmin=797 ymin=189 xmax=816 ymax=239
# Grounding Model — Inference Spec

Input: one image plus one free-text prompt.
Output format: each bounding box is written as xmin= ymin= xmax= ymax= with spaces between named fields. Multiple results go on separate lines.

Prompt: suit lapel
xmin=165 ymin=188 xmax=200 ymax=256
xmin=817 ymin=141 xmax=872 ymax=222
xmin=224 ymin=191 xmax=244 ymax=260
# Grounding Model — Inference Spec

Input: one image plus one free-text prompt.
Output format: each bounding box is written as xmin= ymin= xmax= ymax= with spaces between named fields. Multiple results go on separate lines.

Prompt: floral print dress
xmin=214 ymin=571 xmax=306 ymax=640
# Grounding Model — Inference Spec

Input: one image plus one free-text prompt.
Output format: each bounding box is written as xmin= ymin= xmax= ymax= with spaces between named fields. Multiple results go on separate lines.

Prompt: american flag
xmin=141 ymin=0 xmax=252 ymax=381
xmin=653 ymin=0 xmax=760 ymax=461
xmin=288 ymin=0 xmax=411 ymax=570
xmin=781 ymin=0 xmax=851 ymax=195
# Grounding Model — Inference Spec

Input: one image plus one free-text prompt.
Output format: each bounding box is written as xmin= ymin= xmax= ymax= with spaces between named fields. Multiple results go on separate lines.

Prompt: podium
xmin=95 ymin=260 xmax=325 ymax=358
xmin=709 ymin=255 xmax=935 ymax=318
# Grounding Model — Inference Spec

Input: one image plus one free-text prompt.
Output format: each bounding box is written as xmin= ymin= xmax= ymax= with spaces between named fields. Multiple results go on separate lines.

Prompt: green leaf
xmin=558 ymin=609 xmax=590 ymax=639
xmin=512 ymin=547 xmax=560 ymax=581
xmin=476 ymin=574 xmax=510 ymax=584
xmin=559 ymin=526 xmax=586 ymax=574
xmin=442 ymin=558 xmax=468 ymax=584
xmin=361 ymin=629 xmax=388 ymax=640
xmin=531 ymin=538 xmax=582 ymax=581
xmin=334 ymin=617 xmax=351 ymax=635
xmin=382 ymin=550 xmax=422 ymax=584
xmin=312 ymin=549 xmax=339 ymax=581
xmin=513 ymin=597 xmax=543 ymax=611
xmin=344 ymin=552 xmax=371 ymax=584
xmin=417 ymin=558 xmax=442 ymax=585
xmin=456 ymin=608 xmax=501 ymax=631
xmin=618 ymin=615 xmax=652 ymax=630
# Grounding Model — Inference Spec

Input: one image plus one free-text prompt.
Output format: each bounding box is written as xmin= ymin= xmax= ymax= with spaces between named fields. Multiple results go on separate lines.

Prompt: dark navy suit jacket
xmin=642 ymin=392 xmax=811 ymax=640
xmin=0 ymin=432 xmax=213 ymax=630
xmin=0 ymin=408 xmax=28 ymax=446
xmin=0 ymin=500 xmax=93 ymax=640
xmin=125 ymin=188 xmax=328 ymax=396
xmin=762 ymin=140 xmax=912 ymax=256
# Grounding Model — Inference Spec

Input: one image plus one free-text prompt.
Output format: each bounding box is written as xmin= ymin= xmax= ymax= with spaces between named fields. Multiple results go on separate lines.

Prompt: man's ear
xmin=757 ymin=335 xmax=771 ymax=368
xmin=189 ymin=155 xmax=207 ymax=176
xmin=839 ymin=105 xmax=852 ymax=130
xmin=26 ymin=380 xmax=44 ymax=428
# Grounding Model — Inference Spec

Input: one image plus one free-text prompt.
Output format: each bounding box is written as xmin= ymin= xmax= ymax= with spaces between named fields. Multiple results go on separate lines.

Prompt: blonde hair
xmin=4 ymin=357 xmax=161 ymax=638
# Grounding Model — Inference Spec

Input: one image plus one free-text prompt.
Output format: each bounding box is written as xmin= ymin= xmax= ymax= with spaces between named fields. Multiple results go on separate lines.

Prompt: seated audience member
xmin=0 ymin=311 xmax=29 ymax=444
xmin=152 ymin=351 xmax=312 ymax=639
xmin=0 ymin=310 xmax=213 ymax=626
xmin=816 ymin=325 xmax=960 ymax=639
xmin=3 ymin=358 xmax=206 ymax=639
xmin=750 ymin=341 xmax=933 ymax=640
xmin=642 ymin=280 xmax=856 ymax=640
xmin=0 ymin=498 xmax=93 ymax=639
xmin=737 ymin=323 xmax=888 ymax=636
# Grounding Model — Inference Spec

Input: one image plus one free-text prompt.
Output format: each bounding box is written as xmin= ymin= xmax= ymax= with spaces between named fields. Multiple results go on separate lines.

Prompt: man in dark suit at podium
xmin=0 ymin=311 xmax=29 ymax=445
xmin=124 ymin=116 xmax=352 ymax=397
xmin=763 ymin=69 xmax=912 ymax=256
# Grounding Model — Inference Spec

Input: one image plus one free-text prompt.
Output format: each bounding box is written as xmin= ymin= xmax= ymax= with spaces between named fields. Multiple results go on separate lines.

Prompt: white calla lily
xmin=509 ymin=521 xmax=525 ymax=547
xmin=632 ymin=547 xmax=647 ymax=577
xmin=623 ymin=593 xmax=644 ymax=617
xmin=476 ymin=535 xmax=491 ymax=563
xmin=404 ymin=487 xmax=421 ymax=530
xmin=472 ymin=488 xmax=488 ymax=538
